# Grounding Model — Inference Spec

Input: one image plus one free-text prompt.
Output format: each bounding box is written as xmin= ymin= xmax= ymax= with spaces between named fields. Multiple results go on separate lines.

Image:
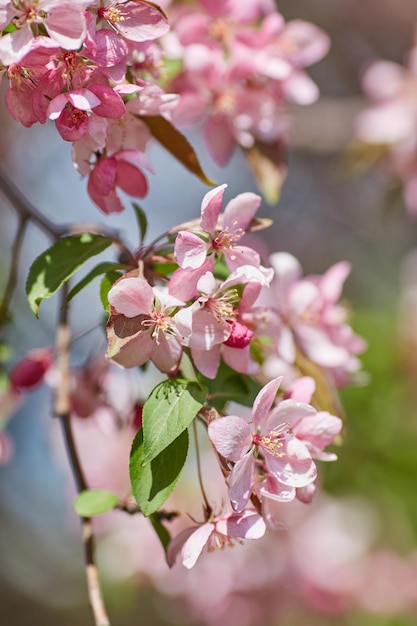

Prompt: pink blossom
xmin=0 ymin=0 xmax=89 ymax=65
xmin=208 ymin=377 xmax=319 ymax=512
xmin=167 ymin=509 xmax=266 ymax=569
xmin=174 ymin=184 xmax=262 ymax=272
xmin=260 ymin=252 xmax=366 ymax=383
xmin=87 ymin=149 xmax=153 ymax=214
xmin=174 ymin=266 xmax=270 ymax=378
xmin=4 ymin=37 xmax=60 ymax=127
xmin=106 ymin=275 xmax=184 ymax=373
xmin=47 ymin=85 xmax=126 ymax=142
xmin=96 ymin=0 xmax=170 ymax=43
xmin=355 ymin=43 xmax=417 ymax=216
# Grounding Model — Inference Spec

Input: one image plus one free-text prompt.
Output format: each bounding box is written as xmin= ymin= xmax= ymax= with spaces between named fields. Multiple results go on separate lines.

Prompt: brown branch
xmin=0 ymin=169 xmax=134 ymax=263
xmin=54 ymin=285 xmax=111 ymax=626
xmin=0 ymin=215 xmax=28 ymax=328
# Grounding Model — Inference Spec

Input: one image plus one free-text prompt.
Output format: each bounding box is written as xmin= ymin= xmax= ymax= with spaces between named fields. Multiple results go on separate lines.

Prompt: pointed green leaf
xmin=142 ymin=379 xmax=206 ymax=464
xmin=73 ymin=489 xmax=119 ymax=517
xmin=198 ymin=362 xmax=261 ymax=411
xmin=139 ymin=115 xmax=215 ymax=185
xmin=149 ymin=513 xmax=171 ymax=553
xmin=26 ymin=233 xmax=113 ymax=317
xmin=132 ymin=202 xmax=148 ymax=243
xmin=129 ymin=428 xmax=188 ymax=516
xmin=100 ymin=270 xmax=123 ymax=312
xmin=67 ymin=262 xmax=126 ymax=302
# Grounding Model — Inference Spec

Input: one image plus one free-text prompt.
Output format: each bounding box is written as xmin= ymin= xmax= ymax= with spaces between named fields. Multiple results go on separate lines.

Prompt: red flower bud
xmin=224 ymin=321 xmax=253 ymax=349
xmin=10 ymin=348 xmax=53 ymax=391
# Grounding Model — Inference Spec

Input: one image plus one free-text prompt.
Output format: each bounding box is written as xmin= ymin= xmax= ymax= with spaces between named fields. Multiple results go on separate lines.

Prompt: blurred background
xmin=2 ymin=1 xmax=417 ymax=625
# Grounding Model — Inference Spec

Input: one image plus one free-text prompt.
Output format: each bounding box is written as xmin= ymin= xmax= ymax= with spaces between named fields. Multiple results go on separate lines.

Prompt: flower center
xmin=212 ymin=222 xmax=245 ymax=260
xmin=99 ymin=5 xmax=125 ymax=25
xmin=253 ymin=423 xmax=290 ymax=458
xmin=141 ymin=312 xmax=172 ymax=344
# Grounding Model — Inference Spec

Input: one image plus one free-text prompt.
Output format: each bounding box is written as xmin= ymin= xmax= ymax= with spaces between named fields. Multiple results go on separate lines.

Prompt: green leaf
xmin=100 ymin=271 xmax=123 ymax=312
xmin=67 ymin=262 xmax=126 ymax=302
xmin=129 ymin=428 xmax=188 ymax=516
xmin=199 ymin=361 xmax=262 ymax=411
xmin=149 ymin=513 xmax=171 ymax=553
xmin=142 ymin=378 xmax=206 ymax=464
xmin=132 ymin=202 xmax=148 ymax=243
xmin=26 ymin=233 xmax=113 ymax=317
xmin=73 ymin=489 xmax=119 ymax=517
xmin=139 ymin=115 xmax=215 ymax=185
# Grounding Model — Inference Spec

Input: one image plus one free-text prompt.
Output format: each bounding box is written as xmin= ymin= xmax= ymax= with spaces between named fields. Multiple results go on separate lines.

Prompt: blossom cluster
xmin=0 ymin=0 xmax=329 ymax=213
xmin=101 ymin=183 xmax=364 ymax=567
xmin=355 ymin=27 xmax=417 ymax=216
xmin=1 ymin=0 xmax=174 ymax=213
xmin=164 ymin=0 xmax=330 ymax=165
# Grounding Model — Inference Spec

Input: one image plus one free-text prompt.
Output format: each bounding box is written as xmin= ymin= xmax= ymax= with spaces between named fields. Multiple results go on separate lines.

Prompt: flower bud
xmin=10 ymin=348 xmax=53 ymax=391
xmin=224 ymin=321 xmax=253 ymax=348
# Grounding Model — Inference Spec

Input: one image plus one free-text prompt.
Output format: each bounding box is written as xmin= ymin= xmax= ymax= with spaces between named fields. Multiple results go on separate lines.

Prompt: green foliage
xmin=129 ymin=428 xmax=189 ymax=516
xmin=142 ymin=378 xmax=206 ymax=464
xmin=67 ymin=262 xmax=126 ymax=302
xmin=73 ymin=489 xmax=119 ymax=517
xmin=199 ymin=361 xmax=262 ymax=411
xmin=131 ymin=203 xmax=148 ymax=244
xmin=26 ymin=233 xmax=113 ymax=317
xmin=100 ymin=271 xmax=123 ymax=312
xmin=140 ymin=115 xmax=215 ymax=185
xmin=149 ymin=513 xmax=171 ymax=553
xmin=325 ymin=307 xmax=417 ymax=544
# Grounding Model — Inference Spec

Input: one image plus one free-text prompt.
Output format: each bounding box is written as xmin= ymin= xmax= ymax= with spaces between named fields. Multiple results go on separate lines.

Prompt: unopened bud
xmin=224 ymin=321 xmax=253 ymax=349
xmin=10 ymin=348 xmax=53 ymax=391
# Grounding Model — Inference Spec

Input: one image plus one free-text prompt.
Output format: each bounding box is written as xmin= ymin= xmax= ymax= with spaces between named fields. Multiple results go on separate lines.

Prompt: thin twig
xmin=193 ymin=420 xmax=211 ymax=516
xmin=0 ymin=215 xmax=28 ymax=328
xmin=54 ymin=285 xmax=111 ymax=626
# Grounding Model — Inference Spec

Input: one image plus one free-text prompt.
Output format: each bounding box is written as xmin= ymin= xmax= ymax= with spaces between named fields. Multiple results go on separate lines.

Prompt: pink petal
xmin=180 ymin=523 xmax=215 ymax=569
xmin=88 ymin=84 xmax=125 ymax=118
xmin=88 ymin=157 xmax=117 ymax=196
xmin=108 ymin=277 xmax=154 ymax=317
xmin=258 ymin=474 xmax=296 ymax=502
xmin=252 ymin=377 xmax=282 ymax=429
xmin=116 ymin=160 xmax=148 ymax=198
xmin=208 ymin=415 xmax=252 ymax=461
xmin=107 ymin=327 xmax=154 ymax=368
xmin=191 ymin=345 xmax=221 ymax=378
xmin=200 ymin=184 xmax=227 ymax=234
xmin=151 ymin=334 xmax=182 ymax=375
xmin=229 ymin=452 xmax=256 ymax=512
xmin=285 ymin=376 xmax=315 ymax=404
xmin=44 ymin=6 xmax=86 ymax=49
xmin=216 ymin=510 xmax=266 ymax=540
xmin=267 ymin=399 xmax=316 ymax=431
xmin=169 ymin=259 xmax=214 ymax=301
xmin=293 ymin=411 xmax=342 ymax=450
xmin=189 ymin=310 xmax=231 ymax=350
xmin=283 ymin=70 xmax=319 ymax=105
xmin=174 ymin=231 xmax=210 ymax=269
xmin=266 ymin=436 xmax=317 ymax=487
xmin=319 ymin=261 xmax=351 ymax=303
xmin=167 ymin=523 xmax=214 ymax=569
xmin=114 ymin=1 xmax=170 ymax=42
xmin=203 ymin=113 xmax=236 ymax=166
xmin=68 ymin=88 xmax=101 ymax=111
xmin=224 ymin=245 xmax=260 ymax=271
xmin=223 ymin=192 xmax=261 ymax=232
